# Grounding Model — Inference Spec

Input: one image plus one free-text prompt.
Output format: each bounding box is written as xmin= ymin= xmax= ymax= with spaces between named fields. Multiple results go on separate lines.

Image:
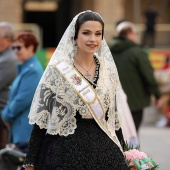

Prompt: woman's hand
xmin=25 ymin=166 xmax=34 ymax=170
xmin=156 ymin=94 xmax=170 ymax=114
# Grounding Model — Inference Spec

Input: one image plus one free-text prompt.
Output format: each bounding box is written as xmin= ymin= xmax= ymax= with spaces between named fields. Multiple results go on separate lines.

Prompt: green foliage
xmin=148 ymin=165 xmax=159 ymax=170
xmin=123 ymin=141 xmax=140 ymax=151
xmin=126 ymin=159 xmax=135 ymax=168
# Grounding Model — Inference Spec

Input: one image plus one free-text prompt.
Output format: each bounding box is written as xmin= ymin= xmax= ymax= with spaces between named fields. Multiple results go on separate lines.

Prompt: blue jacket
xmin=1 ymin=56 xmax=43 ymax=144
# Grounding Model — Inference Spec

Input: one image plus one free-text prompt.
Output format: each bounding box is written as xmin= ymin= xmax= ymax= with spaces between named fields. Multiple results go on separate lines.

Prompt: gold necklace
xmin=74 ymin=57 xmax=94 ymax=80
xmin=73 ymin=64 xmax=98 ymax=87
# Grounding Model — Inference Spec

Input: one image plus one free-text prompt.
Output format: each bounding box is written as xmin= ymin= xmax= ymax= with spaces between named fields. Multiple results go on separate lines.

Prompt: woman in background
xmin=1 ymin=32 xmax=43 ymax=153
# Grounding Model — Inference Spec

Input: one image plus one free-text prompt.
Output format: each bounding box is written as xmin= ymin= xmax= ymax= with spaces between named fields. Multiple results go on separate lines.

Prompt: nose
xmin=13 ymin=49 xmax=18 ymax=52
xmin=89 ymin=34 xmax=96 ymax=41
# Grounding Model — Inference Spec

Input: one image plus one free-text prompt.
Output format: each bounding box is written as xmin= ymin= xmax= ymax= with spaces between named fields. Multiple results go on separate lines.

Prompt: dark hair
xmin=74 ymin=11 xmax=104 ymax=40
xmin=14 ymin=32 xmax=39 ymax=53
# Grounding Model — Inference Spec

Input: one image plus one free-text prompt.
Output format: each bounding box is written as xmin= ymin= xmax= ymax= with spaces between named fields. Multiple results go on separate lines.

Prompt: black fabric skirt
xmin=36 ymin=115 xmax=129 ymax=170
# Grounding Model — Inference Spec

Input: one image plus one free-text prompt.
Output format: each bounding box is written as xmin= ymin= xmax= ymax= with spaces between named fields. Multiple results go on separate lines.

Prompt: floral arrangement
xmin=123 ymin=142 xmax=158 ymax=170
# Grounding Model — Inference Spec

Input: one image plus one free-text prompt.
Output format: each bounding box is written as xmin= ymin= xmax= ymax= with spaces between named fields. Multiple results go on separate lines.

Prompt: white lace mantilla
xmin=28 ymin=10 xmax=123 ymax=137
xmin=29 ymin=56 xmax=123 ymax=137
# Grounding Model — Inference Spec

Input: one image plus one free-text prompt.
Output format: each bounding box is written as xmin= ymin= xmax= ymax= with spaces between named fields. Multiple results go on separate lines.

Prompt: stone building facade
xmin=0 ymin=0 xmax=169 ymax=47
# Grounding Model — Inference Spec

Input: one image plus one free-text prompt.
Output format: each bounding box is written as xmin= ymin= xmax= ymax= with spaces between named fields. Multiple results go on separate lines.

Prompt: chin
xmin=18 ymin=60 xmax=23 ymax=64
xmin=88 ymin=48 xmax=98 ymax=54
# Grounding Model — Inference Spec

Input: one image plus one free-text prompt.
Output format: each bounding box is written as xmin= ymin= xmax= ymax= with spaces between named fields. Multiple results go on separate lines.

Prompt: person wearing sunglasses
xmin=0 ymin=22 xmax=18 ymax=150
xmin=1 ymin=32 xmax=44 ymax=154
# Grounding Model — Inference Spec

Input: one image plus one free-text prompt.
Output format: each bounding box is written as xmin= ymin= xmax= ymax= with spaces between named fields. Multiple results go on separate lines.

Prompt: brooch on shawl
xmin=71 ymin=74 xmax=82 ymax=85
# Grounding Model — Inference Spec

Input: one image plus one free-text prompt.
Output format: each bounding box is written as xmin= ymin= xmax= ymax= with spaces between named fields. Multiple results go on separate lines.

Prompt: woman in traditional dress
xmin=22 ymin=10 xmax=129 ymax=170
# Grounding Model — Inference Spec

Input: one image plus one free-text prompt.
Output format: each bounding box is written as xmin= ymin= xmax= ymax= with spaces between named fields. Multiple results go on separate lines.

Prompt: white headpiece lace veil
xmin=28 ymin=10 xmax=123 ymax=137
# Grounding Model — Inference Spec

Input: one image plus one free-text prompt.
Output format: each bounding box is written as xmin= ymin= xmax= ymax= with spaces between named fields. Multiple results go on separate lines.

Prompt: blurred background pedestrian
xmin=1 ymin=32 xmax=43 ymax=153
xmin=141 ymin=4 xmax=161 ymax=48
xmin=109 ymin=21 xmax=161 ymax=134
xmin=0 ymin=22 xmax=18 ymax=150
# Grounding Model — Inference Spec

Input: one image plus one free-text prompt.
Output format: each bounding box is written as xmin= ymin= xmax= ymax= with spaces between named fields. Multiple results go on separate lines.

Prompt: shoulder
xmin=23 ymin=63 xmax=43 ymax=77
xmin=1 ymin=48 xmax=17 ymax=62
xmin=108 ymin=38 xmax=116 ymax=48
xmin=128 ymin=44 xmax=147 ymax=55
xmin=29 ymin=56 xmax=43 ymax=70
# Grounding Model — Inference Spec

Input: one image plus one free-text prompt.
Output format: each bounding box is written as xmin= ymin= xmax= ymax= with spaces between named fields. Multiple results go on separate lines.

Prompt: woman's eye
xmin=82 ymin=31 xmax=102 ymax=36
xmin=83 ymin=32 xmax=89 ymax=35
xmin=96 ymin=32 xmax=102 ymax=36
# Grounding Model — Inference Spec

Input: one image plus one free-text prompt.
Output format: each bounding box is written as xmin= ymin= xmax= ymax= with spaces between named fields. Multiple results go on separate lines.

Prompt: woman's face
xmin=75 ymin=21 xmax=103 ymax=55
xmin=12 ymin=41 xmax=33 ymax=62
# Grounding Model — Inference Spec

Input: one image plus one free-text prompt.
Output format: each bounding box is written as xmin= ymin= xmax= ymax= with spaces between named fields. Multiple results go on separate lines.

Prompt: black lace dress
xmin=23 ymin=58 xmax=129 ymax=170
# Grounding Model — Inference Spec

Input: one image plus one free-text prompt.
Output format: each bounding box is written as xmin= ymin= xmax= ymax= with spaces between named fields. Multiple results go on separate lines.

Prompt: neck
xmin=74 ymin=53 xmax=96 ymax=81
xmin=74 ymin=53 xmax=94 ymax=67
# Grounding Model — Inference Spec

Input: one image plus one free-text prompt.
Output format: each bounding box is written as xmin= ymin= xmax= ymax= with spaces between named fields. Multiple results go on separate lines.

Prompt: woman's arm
xmin=2 ymin=70 xmax=41 ymax=122
xmin=116 ymin=128 xmax=126 ymax=150
xmin=23 ymin=124 xmax=46 ymax=169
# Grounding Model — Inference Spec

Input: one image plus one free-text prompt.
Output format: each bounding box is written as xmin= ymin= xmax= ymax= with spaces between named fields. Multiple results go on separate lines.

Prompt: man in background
xmin=109 ymin=21 xmax=161 ymax=133
xmin=0 ymin=22 xmax=18 ymax=149
xmin=141 ymin=4 xmax=160 ymax=48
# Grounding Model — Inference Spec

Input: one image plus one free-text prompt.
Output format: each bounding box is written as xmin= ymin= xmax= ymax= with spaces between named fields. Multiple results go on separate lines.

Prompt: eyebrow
xmin=82 ymin=29 xmax=102 ymax=32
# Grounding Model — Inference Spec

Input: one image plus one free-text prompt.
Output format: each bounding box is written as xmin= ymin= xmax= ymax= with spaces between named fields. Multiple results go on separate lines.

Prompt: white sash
xmin=55 ymin=61 xmax=123 ymax=151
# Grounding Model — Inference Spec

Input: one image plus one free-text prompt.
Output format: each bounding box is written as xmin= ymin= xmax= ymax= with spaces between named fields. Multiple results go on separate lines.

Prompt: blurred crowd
xmin=0 ymin=22 xmax=43 ymax=169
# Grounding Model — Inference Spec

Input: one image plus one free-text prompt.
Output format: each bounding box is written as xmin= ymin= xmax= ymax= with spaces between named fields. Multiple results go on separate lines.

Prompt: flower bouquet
xmin=123 ymin=142 xmax=158 ymax=170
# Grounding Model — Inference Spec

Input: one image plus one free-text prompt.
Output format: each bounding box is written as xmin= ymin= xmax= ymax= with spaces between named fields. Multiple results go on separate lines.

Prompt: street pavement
xmin=138 ymin=106 xmax=170 ymax=170
xmin=139 ymin=125 xmax=170 ymax=170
